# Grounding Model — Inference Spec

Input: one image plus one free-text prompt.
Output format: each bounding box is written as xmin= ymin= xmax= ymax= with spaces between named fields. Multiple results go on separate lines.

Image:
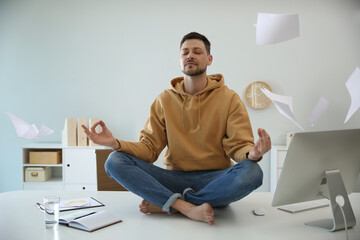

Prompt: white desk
xmin=1 ymin=191 xmax=359 ymax=240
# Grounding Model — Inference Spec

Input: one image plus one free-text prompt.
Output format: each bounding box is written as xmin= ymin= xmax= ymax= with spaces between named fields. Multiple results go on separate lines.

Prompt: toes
xmin=139 ymin=206 xmax=149 ymax=214
xmin=139 ymin=200 xmax=149 ymax=208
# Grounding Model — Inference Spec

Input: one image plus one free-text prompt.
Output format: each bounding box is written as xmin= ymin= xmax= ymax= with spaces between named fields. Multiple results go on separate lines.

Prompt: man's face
xmin=180 ymin=39 xmax=213 ymax=77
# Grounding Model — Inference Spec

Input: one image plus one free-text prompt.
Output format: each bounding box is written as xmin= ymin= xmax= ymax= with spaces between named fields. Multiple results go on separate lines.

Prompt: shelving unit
xmin=22 ymin=143 xmax=125 ymax=191
xmin=22 ymin=143 xmax=64 ymax=190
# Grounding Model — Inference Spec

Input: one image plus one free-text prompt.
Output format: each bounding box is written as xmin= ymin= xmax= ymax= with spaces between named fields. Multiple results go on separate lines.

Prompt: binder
xmin=77 ymin=118 xmax=88 ymax=146
xmin=89 ymin=118 xmax=99 ymax=147
xmin=62 ymin=118 xmax=77 ymax=146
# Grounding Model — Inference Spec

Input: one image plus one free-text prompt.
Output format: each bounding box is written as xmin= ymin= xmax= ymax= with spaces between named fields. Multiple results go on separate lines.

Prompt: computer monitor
xmin=272 ymin=129 xmax=360 ymax=232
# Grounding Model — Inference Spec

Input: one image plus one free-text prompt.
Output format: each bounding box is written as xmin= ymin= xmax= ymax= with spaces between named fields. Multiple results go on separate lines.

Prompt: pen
xmin=74 ymin=212 xmax=96 ymax=220
xmin=35 ymin=202 xmax=45 ymax=213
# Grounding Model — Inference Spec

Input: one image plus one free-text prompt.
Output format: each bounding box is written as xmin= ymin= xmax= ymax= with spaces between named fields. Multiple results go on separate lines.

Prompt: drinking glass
xmin=44 ymin=195 xmax=60 ymax=229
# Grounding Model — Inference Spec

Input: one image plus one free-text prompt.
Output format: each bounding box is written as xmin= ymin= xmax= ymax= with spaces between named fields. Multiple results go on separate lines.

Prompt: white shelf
xmin=22 ymin=145 xmax=63 ymax=190
xmin=23 ymin=176 xmax=63 ymax=184
xmin=23 ymin=164 xmax=63 ymax=167
xmin=23 ymin=143 xmax=63 ymax=149
xmin=23 ymin=142 xmax=111 ymax=150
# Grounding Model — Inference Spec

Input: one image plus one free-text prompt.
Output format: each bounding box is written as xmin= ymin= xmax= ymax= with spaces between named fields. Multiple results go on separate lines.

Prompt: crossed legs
xmin=105 ymin=151 xmax=263 ymax=225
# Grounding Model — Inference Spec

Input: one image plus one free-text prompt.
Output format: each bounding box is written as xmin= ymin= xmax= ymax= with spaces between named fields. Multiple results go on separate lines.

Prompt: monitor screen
xmin=272 ymin=129 xmax=360 ymax=207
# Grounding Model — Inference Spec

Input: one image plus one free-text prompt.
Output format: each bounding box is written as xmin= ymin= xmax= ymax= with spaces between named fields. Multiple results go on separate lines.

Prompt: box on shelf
xmin=29 ymin=150 xmax=62 ymax=164
xmin=25 ymin=167 xmax=52 ymax=182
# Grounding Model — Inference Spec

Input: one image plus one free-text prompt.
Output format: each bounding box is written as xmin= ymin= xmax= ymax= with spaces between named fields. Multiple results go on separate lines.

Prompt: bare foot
xmin=185 ymin=203 xmax=214 ymax=225
xmin=139 ymin=199 xmax=214 ymax=225
xmin=173 ymin=200 xmax=214 ymax=225
xmin=139 ymin=200 xmax=164 ymax=214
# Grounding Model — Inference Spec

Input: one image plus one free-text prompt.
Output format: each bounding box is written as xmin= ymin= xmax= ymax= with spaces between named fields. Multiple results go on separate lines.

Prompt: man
xmin=82 ymin=32 xmax=271 ymax=225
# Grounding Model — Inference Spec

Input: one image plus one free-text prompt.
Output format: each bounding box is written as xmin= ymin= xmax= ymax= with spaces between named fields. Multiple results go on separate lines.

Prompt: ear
xmin=207 ymin=54 xmax=213 ymax=66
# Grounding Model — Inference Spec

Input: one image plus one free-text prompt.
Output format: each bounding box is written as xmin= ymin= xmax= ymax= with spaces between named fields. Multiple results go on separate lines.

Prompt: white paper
xmin=256 ymin=13 xmax=300 ymax=45
xmin=6 ymin=112 xmax=54 ymax=139
xmin=308 ymin=97 xmax=330 ymax=126
xmin=344 ymin=67 xmax=360 ymax=123
xmin=261 ymin=88 xmax=304 ymax=131
xmin=60 ymin=198 xmax=91 ymax=208
xmin=59 ymin=210 xmax=95 ymax=224
xmin=59 ymin=197 xmax=104 ymax=211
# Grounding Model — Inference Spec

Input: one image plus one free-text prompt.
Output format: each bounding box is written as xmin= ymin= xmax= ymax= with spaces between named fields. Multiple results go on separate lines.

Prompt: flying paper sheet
xmin=7 ymin=112 xmax=54 ymax=139
xmin=261 ymin=88 xmax=304 ymax=131
xmin=256 ymin=13 xmax=300 ymax=45
xmin=344 ymin=67 xmax=360 ymax=123
xmin=308 ymin=97 xmax=330 ymax=126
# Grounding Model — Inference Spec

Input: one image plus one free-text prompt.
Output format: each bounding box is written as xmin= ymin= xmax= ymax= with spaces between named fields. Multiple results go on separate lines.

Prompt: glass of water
xmin=44 ymin=195 xmax=60 ymax=229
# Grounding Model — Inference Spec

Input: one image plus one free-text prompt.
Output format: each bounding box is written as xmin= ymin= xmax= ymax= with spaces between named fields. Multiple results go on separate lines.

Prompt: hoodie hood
xmin=170 ymin=74 xmax=224 ymax=96
xmin=169 ymin=74 xmax=225 ymax=131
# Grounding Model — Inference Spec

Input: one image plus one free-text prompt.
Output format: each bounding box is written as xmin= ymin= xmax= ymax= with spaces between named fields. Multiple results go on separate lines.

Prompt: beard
xmin=182 ymin=65 xmax=207 ymax=76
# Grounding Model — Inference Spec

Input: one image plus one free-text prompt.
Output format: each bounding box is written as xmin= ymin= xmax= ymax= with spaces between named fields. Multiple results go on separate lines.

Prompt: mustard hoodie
xmin=116 ymin=74 xmax=255 ymax=171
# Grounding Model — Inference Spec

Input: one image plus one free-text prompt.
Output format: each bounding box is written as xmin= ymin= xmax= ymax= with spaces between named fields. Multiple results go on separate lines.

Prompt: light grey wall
xmin=1 ymin=0 xmax=359 ymax=192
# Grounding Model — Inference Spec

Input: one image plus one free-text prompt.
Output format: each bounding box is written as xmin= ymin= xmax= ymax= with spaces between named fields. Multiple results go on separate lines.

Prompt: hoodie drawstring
xmin=182 ymin=96 xmax=186 ymax=128
xmin=197 ymin=95 xmax=201 ymax=130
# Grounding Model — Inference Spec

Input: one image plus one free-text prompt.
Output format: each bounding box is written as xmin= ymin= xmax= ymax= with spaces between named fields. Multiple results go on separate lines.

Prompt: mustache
xmin=185 ymin=60 xmax=198 ymax=65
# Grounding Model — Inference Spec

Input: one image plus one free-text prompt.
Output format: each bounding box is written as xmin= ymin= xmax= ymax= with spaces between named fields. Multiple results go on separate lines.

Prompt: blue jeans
xmin=105 ymin=151 xmax=263 ymax=213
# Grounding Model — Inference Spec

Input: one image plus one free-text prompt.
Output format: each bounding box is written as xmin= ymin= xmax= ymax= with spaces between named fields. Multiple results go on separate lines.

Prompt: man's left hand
xmin=248 ymin=128 xmax=271 ymax=161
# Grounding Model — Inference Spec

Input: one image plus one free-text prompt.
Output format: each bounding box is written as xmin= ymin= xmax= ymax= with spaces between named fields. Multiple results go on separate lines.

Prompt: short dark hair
xmin=180 ymin=32 xmax=211 ymax=55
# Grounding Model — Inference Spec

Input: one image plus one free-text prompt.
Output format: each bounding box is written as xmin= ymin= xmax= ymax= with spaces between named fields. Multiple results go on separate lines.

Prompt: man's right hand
xmin=82 ymin=120 xmax=120 ymax=149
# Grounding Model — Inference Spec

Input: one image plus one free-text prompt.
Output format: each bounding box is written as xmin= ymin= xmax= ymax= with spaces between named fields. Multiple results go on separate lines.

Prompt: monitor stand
xmin=305 ymin=169 xmax=356 ymax=232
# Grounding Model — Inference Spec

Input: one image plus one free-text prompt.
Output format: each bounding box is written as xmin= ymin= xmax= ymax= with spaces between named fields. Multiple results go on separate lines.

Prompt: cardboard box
xmin=29 ymin=151 xmax=62 ymax=164
xmin=25 ymin=167 xmax=52 ymax=182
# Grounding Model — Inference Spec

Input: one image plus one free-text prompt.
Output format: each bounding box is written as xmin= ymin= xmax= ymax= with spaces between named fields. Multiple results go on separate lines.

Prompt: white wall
xmin=0 ymin=0 xmax=359 ymax=192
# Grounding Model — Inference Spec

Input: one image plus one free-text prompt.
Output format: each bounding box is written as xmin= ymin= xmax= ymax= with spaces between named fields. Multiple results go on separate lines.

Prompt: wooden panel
xmin=96 ymin=150 xmax=127 ymax=191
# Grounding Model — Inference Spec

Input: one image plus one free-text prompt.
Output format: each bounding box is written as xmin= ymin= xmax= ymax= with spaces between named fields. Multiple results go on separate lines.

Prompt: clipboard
xmin=59 ymin=197 xmax=105 ymax=212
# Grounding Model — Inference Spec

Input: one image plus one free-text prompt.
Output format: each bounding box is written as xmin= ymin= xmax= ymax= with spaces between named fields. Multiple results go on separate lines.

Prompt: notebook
xmin=59 ymin=210 xmax=122 ymax=232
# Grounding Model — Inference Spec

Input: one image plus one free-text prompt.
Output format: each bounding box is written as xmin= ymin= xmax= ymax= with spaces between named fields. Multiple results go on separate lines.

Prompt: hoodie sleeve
xmin=222 ymin=94 xmax=255 ymax=162
xmin=116 ymin=95 xmax=167 ymax=163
